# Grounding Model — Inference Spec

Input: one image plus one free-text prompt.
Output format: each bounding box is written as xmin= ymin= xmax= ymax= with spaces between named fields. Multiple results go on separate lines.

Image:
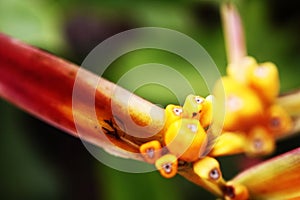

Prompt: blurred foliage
xmin=0 ymin=0 xmax=66 ymax=53
xmin=0 ymin=0 xmax=300 ymax=199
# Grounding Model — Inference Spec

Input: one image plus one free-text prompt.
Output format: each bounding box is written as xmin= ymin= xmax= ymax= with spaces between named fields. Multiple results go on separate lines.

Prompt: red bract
xmin=0 ymin=33 xmax=164 ymax=159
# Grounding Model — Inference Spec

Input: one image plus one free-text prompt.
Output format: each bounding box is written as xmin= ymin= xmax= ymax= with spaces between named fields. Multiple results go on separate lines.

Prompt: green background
xmin=1 ymin=0 xmax=300 ymax=199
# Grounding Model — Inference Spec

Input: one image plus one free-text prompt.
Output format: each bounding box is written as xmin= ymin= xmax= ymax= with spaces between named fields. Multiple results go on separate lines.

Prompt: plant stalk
xmin=221 ymin=2 xmax=247 ymax=64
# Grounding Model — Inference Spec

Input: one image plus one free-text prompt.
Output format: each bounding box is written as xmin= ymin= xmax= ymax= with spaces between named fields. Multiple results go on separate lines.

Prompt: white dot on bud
xmin=163 ymin=163 xmax=172 ymax=174
xmin=187 ymin=124 xmax=198 ymax=133
xmin=227 ymin=95 xmax=243 ymax=112
xmin=254 ymin=66 xmax=269 ymax=78
xmin=209 ymin=168 xmax=220 ymax=180
xmin=146 ymin=148 xmax=155 ymax=159
xmin=173 ymin=107 xmax=183 ymax=116
xmin=195 ymin=96 xmax=204 ymax=104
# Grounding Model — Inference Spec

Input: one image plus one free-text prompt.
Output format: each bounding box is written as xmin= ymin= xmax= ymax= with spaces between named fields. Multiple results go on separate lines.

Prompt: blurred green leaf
xmin=0 ymin=0 xmax=66 ymax=52
xmin=99 ymin=165 xmax=183 ymax=200
xmin=0 ymin=101 xmax=61 ymax=200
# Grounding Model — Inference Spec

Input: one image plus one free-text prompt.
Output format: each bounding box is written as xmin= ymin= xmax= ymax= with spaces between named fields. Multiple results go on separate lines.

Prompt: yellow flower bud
xmin=248 ymin=62 xmax=280 ymax=104
xmin=183 ymin=94 xmax=205 ymax=119
xmin=155 ymin=154 xmax=178 ymax=178
xmin=164 ymin=118 xmax=207 ymax=162
xmin=245 ymin=126 xmax=275 ymax=156
xmin=193 ymin=157 xmax=222 ymax=182
xmin=214 ymin=77 xmax=264 ymax=131
xmin=199 ymin=95 xmax=213 ymax=128
xmin=265 ymin=104 xmax=292 ymax=137
xmin=209 ymin=132 xmax=246 ymax=157
xmin=164 ymin=104 xmax=183 ymax=131
xmin=139 ymin=140 xmax=162 ymax=163
xmin=227 ymin=56 xmax=257 ymax=84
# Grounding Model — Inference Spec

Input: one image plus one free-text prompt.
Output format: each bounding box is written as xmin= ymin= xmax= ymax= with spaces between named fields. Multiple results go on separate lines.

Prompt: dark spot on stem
xmin=223 ymin=185 xmax=235 ymax=199
xmin=101 ymin=119 xmax=120 ymax=139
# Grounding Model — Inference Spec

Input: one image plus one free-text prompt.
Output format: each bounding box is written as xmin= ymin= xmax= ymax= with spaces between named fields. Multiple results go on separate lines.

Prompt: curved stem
xmin=221 ymin=2 xmax=247 ymax=64
xmin=0 ymin=33 xmax=164 ymax=160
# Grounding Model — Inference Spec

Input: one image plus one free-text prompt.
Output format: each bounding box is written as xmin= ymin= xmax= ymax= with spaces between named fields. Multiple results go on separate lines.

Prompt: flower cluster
xmin=138 ymin=56 xmax=293 ymax=200
xmin=139 ymin=93 xmax=249 ymax=199
xmin=140 ymin=94 xmax=218 ymax=178
xmin=212 ymin=57 xmax=292 ymax=156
